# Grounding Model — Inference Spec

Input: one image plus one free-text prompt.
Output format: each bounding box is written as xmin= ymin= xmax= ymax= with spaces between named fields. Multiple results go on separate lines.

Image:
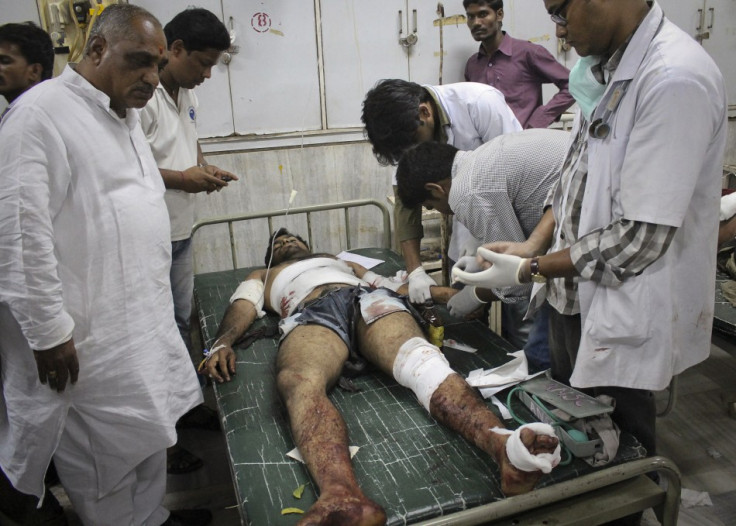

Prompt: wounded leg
xmin=389 ymin=334 xmax=560 ymax=496
xmin=358 ymin=312 xmax=560 ymax=496
xmin=429 ymin=373 xmax=559 ymax=495
xmin=276 ymin=325 xmax=386 ymax=526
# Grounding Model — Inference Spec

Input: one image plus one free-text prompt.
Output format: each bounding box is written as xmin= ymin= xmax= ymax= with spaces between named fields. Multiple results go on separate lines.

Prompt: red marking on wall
xmin=251 ymin=12 xmax=271 ymax=33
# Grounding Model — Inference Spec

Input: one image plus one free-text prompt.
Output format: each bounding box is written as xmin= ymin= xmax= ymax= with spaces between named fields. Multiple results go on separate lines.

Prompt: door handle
xmin=398 ymin=9 xmax=418 ymax=47
xmin=222 ymin=16 xmax=240 ymax=65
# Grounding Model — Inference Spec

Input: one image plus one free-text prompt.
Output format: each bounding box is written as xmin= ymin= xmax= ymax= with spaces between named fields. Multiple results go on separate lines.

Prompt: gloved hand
xmin=458 ymin=237 xmax=481 ymax=259
xmin=447 ymin=286 xmax=487 ymax=317
xmin=453 ymin=255 xmax=482 ymax=274
xmin=721 ymin=192 xmax=736 ymax=221
xmin=408 ymin=266 xmax=436 ymax=303
xmin=452 ymin=247 xmax=524 ymax=288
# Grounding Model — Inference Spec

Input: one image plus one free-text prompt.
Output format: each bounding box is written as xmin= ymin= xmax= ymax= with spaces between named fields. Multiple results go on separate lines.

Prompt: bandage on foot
xmin=491 ymin=423 xmax=561 ymax=496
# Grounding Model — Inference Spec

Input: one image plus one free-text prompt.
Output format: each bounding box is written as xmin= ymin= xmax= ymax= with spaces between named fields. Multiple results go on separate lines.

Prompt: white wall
xmin=3 ymin=0 xmax=736 ymax=272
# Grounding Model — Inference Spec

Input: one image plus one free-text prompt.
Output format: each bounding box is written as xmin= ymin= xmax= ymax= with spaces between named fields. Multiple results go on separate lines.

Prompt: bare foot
xmin=297 ymin=489 xmax=386 ymax=526
xmin=498 ymin=427 xmax=559 ymax=496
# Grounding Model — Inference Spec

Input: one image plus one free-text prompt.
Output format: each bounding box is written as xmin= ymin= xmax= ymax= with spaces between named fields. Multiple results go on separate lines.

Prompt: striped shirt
xmin=543 ymin=45 xmax=678 ymax=316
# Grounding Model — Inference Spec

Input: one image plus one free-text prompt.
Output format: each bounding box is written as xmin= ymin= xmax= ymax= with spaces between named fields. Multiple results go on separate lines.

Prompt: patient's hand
xmin=430 ymin=286 xmax=459 ymax=304
xmin=395 ymin=283 xmax=457 ymax=304
xmin=202 ymin=343 xmax=237 ymax=383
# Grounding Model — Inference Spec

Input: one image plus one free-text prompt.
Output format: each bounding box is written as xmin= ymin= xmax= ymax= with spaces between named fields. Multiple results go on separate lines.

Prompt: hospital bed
xmin=191 ymin=199 xmax=681 ymax=526
xmin=712 ymin=267 xmax=736 ymax=359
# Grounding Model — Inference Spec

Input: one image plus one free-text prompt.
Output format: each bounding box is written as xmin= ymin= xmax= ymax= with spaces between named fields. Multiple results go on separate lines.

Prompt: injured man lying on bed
xmin=203 ymin=228 xmax=561 ymax=526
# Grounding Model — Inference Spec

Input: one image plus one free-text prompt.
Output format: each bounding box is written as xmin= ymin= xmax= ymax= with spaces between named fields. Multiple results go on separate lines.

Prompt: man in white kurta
xmin=0 ymin=5 xmax=202 ymax=525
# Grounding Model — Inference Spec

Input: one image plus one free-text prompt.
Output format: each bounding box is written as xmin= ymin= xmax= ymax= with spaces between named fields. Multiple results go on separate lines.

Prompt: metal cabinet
xmin=131 ymin=0 xmax=573 ymax=139
xmin=659 ymin=0 xmax=736 ymax=105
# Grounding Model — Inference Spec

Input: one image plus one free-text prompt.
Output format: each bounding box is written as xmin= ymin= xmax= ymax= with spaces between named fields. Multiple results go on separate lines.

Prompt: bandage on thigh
xmin=392 ymin=336 xmax=454 ymax=411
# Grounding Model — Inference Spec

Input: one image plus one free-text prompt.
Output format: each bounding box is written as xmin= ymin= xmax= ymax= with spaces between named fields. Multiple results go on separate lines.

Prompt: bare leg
xmin=357 ymin=312 xmax=558 ymax=496
xmin=276 ymin=325 xmax=386 ymax=526
xmin=429 ymin=374 xmax=558 ymax=496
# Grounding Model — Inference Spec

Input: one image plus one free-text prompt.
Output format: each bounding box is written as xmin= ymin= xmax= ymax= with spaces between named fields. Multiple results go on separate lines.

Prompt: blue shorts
xmin=279 ymin=286 xmax=418 ymax=376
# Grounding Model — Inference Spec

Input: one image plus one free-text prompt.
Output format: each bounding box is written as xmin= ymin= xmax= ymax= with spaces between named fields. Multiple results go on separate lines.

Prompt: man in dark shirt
xmin=463 ymin=0 xmax=574 ymax=128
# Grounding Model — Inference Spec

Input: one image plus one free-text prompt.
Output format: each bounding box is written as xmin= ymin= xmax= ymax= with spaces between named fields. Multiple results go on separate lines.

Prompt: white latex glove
xmin=721 ymin=192 xmax=736 ymax=221
xmin=453 ymin=255 xmax=482 ymax=274
xmin=458 ymin=237 xmax=482 ymax=259
xmin=448 ymin=286 xmax=487 ymax=317
xmin=452 ymin=247 xmax=523 ymax=288
xmin=408 ymin=267 xmax=436 ymax=303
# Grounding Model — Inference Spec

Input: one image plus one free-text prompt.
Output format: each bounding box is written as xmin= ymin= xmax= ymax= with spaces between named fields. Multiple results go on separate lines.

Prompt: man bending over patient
xmin=204 ymin=229 xmax=560 ymax=525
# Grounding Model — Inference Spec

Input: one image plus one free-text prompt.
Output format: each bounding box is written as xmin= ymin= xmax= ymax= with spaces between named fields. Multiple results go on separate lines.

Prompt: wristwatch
xmin=529 ymin=257 xmax=547 ymax=284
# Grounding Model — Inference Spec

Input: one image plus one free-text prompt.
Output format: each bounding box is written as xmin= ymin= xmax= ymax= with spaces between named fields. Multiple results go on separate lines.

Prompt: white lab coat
xmin=426 ymin=83 xmax=522 ymax=261
xmin=0 ymin=66 xmax=202 ymax=499
xmin=571 ymin=3 xmax=727 ymax=390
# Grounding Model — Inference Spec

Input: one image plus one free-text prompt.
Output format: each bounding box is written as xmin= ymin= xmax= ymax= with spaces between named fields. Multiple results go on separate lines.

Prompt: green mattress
xmin=193 ymin=248 xmax=646 ymax=526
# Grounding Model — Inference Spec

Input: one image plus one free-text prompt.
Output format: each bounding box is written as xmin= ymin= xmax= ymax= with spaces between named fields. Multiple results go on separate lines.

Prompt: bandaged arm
xmin=229 ymin=279 xmax=267 ymax=318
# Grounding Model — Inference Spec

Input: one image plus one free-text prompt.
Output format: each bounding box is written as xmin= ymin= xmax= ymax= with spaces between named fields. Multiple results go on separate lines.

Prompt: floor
xmin=45 ymin=343 xmax=736 ymax=525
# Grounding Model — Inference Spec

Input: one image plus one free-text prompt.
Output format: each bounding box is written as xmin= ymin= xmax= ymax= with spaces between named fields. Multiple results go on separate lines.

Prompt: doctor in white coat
xmin=0 ymin=5 xmax=203 ymax=525
xmin=453 ymin=0 xmax=727 ymax=461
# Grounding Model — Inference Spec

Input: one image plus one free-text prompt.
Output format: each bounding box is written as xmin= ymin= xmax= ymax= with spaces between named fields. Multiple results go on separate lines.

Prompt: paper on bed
xmin=466 ymin=350 xmax=545 ymax=398
xmin=337 ymin=251 xmax=383 ymax=269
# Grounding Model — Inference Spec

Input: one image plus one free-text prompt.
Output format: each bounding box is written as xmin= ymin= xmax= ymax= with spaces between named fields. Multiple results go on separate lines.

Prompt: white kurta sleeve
xmin=0 ymin=106 xmax=75 ymax=350
xmin=470 ymin=88 xmax=522 ymax=142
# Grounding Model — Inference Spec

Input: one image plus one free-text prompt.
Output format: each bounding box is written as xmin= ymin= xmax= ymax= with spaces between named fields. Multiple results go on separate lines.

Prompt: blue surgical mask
xmin=569 ymin=55 xmax=607 ymax=121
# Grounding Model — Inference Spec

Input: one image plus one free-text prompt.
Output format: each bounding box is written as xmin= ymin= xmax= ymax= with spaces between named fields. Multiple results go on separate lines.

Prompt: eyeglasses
xmin=550 ymin=0 xmax=572 ymax=26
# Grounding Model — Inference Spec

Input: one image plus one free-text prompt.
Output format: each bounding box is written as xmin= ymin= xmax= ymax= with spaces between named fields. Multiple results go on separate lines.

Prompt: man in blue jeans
xmin=140 ymin=7 xmax=237 ymax=475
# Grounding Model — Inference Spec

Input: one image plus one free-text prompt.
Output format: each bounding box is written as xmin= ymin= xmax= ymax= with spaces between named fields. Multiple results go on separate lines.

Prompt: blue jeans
xmin=170 ymin=238 xmax=194 ymax=352
xmin=522 ymin=301 xmax=551 ymax=373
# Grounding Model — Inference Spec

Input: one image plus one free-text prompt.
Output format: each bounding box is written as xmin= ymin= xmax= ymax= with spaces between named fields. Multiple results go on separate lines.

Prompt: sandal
xmin=167 ymin=446 xmax=204 ymax=475
xmin=176 ymin=405 xmax=220 ymax=431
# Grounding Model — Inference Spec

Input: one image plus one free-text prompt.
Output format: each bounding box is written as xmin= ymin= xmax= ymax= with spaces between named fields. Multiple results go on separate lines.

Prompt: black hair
xmin=361 ymin=79 xmax=433 ymax=166
xmin=396 ymin=142 xmax=459 ymax=209
xmin=0 ymin=22 xmax=54 ymax=80
xmin=164 ymin=8 xmax=230 ymax=53
xmin=463 ymin=0 xmax=503 ymax=10
xmin=264 ymin=228 xmax=310 ymax=266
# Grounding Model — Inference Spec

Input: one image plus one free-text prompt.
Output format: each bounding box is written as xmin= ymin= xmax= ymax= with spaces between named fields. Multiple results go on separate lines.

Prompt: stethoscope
xmin=587 ymin=16 xmax=665 ymax=140
xmin=587 ymin=80 xmax=632 ymax=140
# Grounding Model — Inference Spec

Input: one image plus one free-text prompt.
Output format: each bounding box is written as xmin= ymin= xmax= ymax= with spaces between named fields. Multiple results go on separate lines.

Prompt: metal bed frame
xmin=416 ymin=456 xmax=680 ymax=525
xmin=191 ymin=198 xmax=391 ymax=271
xmin=191 ymin=199 xmax=682 ymax=526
